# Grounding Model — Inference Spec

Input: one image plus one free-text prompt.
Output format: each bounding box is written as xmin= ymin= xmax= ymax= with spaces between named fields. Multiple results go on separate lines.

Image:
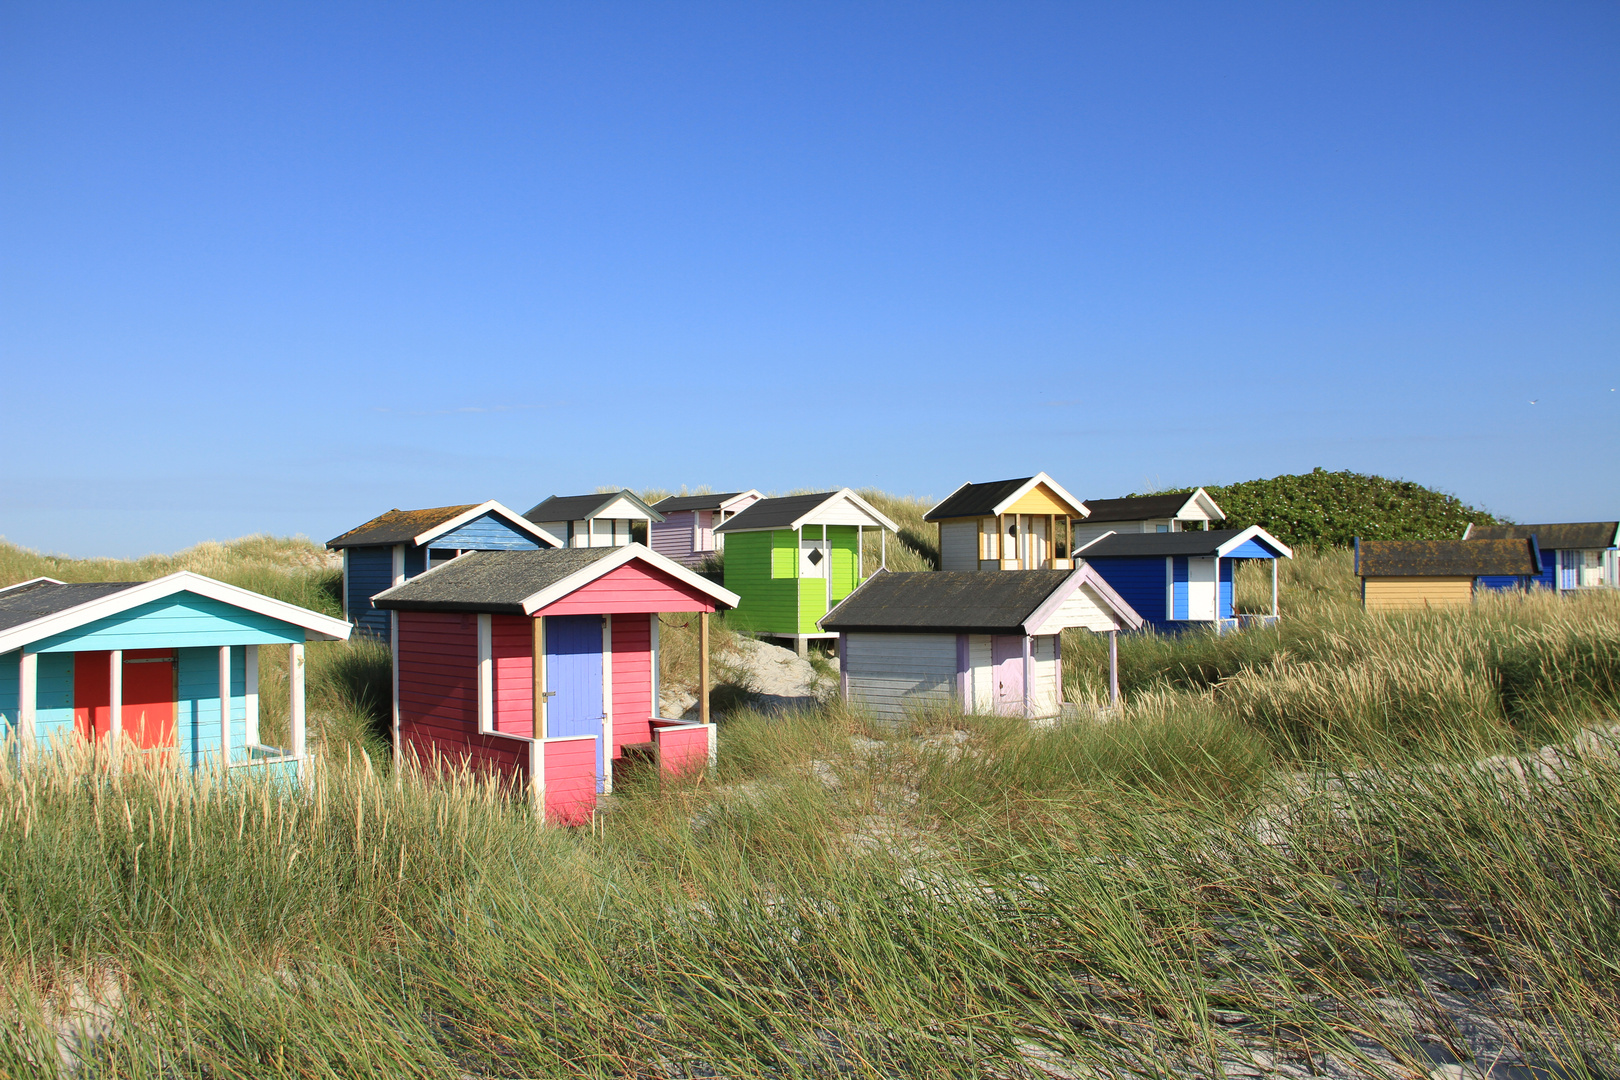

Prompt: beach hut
xmin=819 ymin=566 xmax=1142 ymax=722
xmin=1355 ymin=538 xmax=1542 ymax=611
xmin=1071 ymin=489 xmax=1225 ymax=547
xmin=523 ymin=490 xmax=664 ymax=549
xmin=714 ymin=490 xmax=900 ymax=654
xmin=372 ymin=544 xmax=738 ymax=824
xmin=1077 ymin=526 xmax=1292 ymax=632
xmin=924 ymin=473 xmax=1090 ymax=572
xmin=649 ymin=490 xmax=764 ymax=567
xmin=1463 ymin=522 xmax=1619 ymax=592
xmin=0 ymin=573 xmax=350 ymax=778
xmin=327 ymin=501 xmax=560 ymax=640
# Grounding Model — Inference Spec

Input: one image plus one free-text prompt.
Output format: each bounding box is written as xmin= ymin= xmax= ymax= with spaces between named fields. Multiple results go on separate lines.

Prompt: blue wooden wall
xmin=428 ymin=512 xmax=545 ymax=552
xmin=0 ymin=651 xmax=14 ymax=740
xmin=30 ymin=594 xmax=304 ymax=653
xmin=1171 ymin=557 xmax=1188 ymax=621
xmin=1087 ymin=557 xmax=1169 ymax=627
xmin=1219 ymin=558 xmax=1234 ymax=619
xmin=346 ymin=546 xmax=394 ymax=637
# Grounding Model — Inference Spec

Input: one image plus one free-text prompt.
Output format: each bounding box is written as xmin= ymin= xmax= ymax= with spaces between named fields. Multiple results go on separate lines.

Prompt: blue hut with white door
xmin=1077 ymin=526 xmax=1293 ymax=632
xmin=0 ymin=572 xmax=351 ymax=778
xmin=327 ymin=501 xmax=560 ymax=640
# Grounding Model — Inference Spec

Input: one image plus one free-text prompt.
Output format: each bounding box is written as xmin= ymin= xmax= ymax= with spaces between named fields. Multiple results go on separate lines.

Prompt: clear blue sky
xmin=3 ymin=2 xmax=1616 ymax=557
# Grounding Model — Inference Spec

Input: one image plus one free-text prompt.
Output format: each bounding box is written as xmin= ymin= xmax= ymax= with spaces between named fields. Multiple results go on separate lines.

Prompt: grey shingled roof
xmin=924 ymin=478 xmax=1036 ymax=521
xmin=653 ymin=492 xmax=747 ymax=514
xmin=715 ymin=492 xmax=840 ymax=533
xmin=327 ymin=504 xmax=480 ymax=549
xmin=1080 ymin=529 xmax=1259 ymax=558
xmin=0 ymin=580 xmax=142 ymax=633
xmin=523 ymin=490 xmax=662 ymax=525
xmin=1467 ymin=523 xmax=1619 ymax=550
xmin=1358 ymin=539 xmax=1540 ymax=578
xmin=1081 ymin=494 xmax=1207 ymax=523
xmin=373 ymin=548 xmax=620 ymax=614
xmin=821 ymin=570 xmax=1072 ymax=634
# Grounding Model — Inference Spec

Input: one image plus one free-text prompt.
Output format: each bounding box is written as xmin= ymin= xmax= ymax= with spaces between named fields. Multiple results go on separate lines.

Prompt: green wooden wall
xmin=724 ymin=526 xmax=866 ymax=635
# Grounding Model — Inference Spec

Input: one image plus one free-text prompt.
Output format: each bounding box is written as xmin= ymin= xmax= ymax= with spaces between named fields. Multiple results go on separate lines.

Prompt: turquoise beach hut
xmin=0 ymin=572 xmax=351 ymax=779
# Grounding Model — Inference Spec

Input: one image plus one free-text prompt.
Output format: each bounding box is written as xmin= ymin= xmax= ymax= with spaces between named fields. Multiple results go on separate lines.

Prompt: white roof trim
xmin=0 ymin=576 xmax=65 ymax=595
xmin=791 ymin=488 xmax=901 ymax=533
xmin=1073 ymin=530 xmax=1118 ymax=554
xmin=989 ymin=472 xmax=1090 ymax=519
xmin=1215 ymin=525 xmax=1293 ymax=559
xmin=718 ymin=489 xmax=764 ymax=513
xmin=0 ymin=571 xmax=353 ymax=655
xmin=519 ymin=543 xmax=740 ymax=616
xmin=413 ymin=499 xmax=561 ymax=549
xmin=1176 ymin=488 xmax=1225 ymax=521
xmin=1022 ymin=564 xmax=1143 ymax=634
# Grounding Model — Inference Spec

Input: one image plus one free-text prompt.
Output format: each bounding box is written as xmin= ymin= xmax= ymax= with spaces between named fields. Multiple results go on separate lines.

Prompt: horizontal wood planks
xmin=399 ymin=611 xmax=531 ymax=785
xmin=544 ymin=737 xmax=597 ymax=824
xmin=1006 ymin=484 xmax=1072 ymax=516
xmin=1029 ymin=584 xmax=1129 ymax=634
xmin=1362 ymin=577 xmax=1474 ymax=611
xmin=843 ymin=632 xmax=958 ymax=722
xmin=724 ymin=532 xmax=799 ymax=635
xmin=649 ymin=512 xmax=697 ymax=564
xmin=30 ymin=594 xmax=307 ymax=653
xmin=1086 ymin=557 xmax=1170 ymax=626
xmin=610 ymin=615 xmax=651 ymax=753
xmin=491 ymin=614 xmax=533 ymax=736
xmin=938 ymin=520 xmax=978 ymax=571
xmin=652 ymin=724 xmax=709 ymax=777
xmin=535 ymin=560 xmax=719 ymax=617
xmin=429 ymin=513 xmax=546 ymax=552
xmin=346 ymin=546 xmax=394 ymax=637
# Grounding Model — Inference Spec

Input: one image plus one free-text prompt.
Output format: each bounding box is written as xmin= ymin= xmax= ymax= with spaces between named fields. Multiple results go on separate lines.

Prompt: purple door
xmin=546 ymin=615 xmax=605 ymax=790
xmin=991 ymin=635 xmax=1025 ymax=715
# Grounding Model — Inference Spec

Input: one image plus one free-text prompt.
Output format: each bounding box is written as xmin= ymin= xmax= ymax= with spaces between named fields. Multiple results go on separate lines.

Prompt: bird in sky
xmin=1530 ymin=399 xmax=1539 ymax=404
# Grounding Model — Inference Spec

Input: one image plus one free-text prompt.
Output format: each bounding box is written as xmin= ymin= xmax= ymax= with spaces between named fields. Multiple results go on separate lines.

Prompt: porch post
xmin=531 ymin=616 xmax=546 ymax=739
xmin=699 ymin=611 xmax=711 ymax=727
xmin=1108 ymin=630 xmax=1119 ymax=707
xmin=245 ymin=645 xmax=259 ymax=746
xmin=18 ymin=651 xmax=36 ymax=757
xmin=649 ymin=614 xmax=660 ymax=718
xmin=289 ymin=642 xmax=306 ymax=779
xmin=390 ymin=612 xmax=401 ymax=761
xmin=1214 ymin=558 xmax=1223 ymax=635
xmin=1271 ymin=560 xmax=1279 ymax=619
xmin=1021 ymin=634 xmax=1031 ymax=719
xmin=109 ymin=650 xmax=123 ymax=746
xmin=218 ymin=645 xmax=232 ymax=766
xmin=857 ymin=525 xmax=864 ymax=580
xmin=880 ymin=528 xmax=887 ymax=570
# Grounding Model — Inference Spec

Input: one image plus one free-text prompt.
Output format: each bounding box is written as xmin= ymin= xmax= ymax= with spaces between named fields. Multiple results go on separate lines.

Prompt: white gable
xmin=1028 ymin=582 xmax=1133 ymax=635
xmin=592 ymin=494 xmax=654 ymax=521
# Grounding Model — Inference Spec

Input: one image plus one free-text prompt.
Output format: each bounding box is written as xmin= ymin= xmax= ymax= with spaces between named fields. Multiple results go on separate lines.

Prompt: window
xmin=980 ymin=519 xmax=999 ymax=560
xmin=1156 ymin=525 xmax=1170 ymax=533
xmin=429 ymin=548 xmax=460 ymax=565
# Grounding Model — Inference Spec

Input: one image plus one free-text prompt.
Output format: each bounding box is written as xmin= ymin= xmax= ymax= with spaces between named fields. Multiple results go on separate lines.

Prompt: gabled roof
xmin=523 ymin=490 xmax=665 ymax=525
xmin=1356 ymin=538 xmax=1541 ymax=578
xmin=1077 ymin=525 xmax=1292 ymax=560
xmin=372 ymin=543 xmax=739 ymax=616
xmin=328 ymin=500 xmax=560 ymax=550
xmin=714 ymin=489 xmax=900 ymax=534
xmin=819 ymin=565 xmax=1141 ymax=635
xmin=1463 ymin=522 xmax=1620 ymax=549
xmin=0 ymin=572 xmax=352 ymax=654
xmin=924 ymin=472 xmax=1089 ymax=521
xmin=653 ymin=490 xmax=761 ymax=514
xmin=1080 ymin=488 xmax=1225 ymax=524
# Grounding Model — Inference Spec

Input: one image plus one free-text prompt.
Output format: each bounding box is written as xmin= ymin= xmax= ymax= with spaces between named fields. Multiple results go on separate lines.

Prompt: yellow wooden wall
xmin=1006 ymin=484 xmax=1074 ymax=516
xmin=1362 ymin=577 xmax=1474 ymax=611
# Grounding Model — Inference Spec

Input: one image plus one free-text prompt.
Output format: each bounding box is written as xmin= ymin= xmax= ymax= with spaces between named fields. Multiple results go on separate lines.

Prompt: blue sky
xmin=3 ymin=2 xmax=1616 ymax=557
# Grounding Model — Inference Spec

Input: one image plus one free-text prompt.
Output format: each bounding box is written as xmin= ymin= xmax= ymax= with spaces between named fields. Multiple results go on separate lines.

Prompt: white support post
xmin=289 ymin=642 xmax=307 ymax=778
xmin=218 ymin=645 xmax=232 ymax=766
xmin=649 ymin=613 xmax=661 ymax=719
xmin=390 ymin=611 xmax=401 ymax=759
xmin=1214 ymin=558 xmax=1223 ymax=635
xmin=109 ymin=650 xmax=123 ymax=746
xmin=477 ymin=614 xmax=493 ymax=733
xmin=880 ymin=528 xmax=887 ymax=570
xmin=1271 ymin=560 xmax=1279 ymax=619
xmin=244 ymin=645 xmax=259 ymax=746
xmin=18 ymin=651 xmax=36 ymax=757
xmin=1108 ymin=630 xmax=1119 ymax=707
xmin=857 ymin=524 xmax=864 ymax=580
xmin=601 ymin=614 xmax=613 ymax=793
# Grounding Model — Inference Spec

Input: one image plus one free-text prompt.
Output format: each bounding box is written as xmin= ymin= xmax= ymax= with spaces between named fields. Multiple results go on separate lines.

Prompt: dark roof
xmin=1467 ymin=522 xmax=1619 ymax=550
xmin=523 ymin=490 xmax=662 ymax=524
xmin=327 ymin=504 xmax=479 ymax=549
xmin=821 ymin=569 xmax=1073 ymax=634
xmin=653 ymin=492 xmax=747 ymax=513
xmin=373 ymin=548 xmax=619 ymax=614
xmin=1081 ymin=494 xmax=1208 ymax=523
xmin=1079 ymin=529 xmax=1267 ymax=559
xmin=0 ymin=580 xmax=141 ymax=633
xmin=924 ymin=478 xmax=1035 ymax=521
xmin=715 ymin=492 xmax=839 ymax=533
xmin=1357 ymin=539 xmax=1540 ymax=578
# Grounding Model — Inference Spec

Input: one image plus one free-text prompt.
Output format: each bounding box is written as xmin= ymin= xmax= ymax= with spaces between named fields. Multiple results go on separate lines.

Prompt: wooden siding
xmin=1219 ymin=559 xmax=1234 ymax=620
xmin=724 ymin=531 xmax=800 ymax=635
xmin=610 ymin=614 xmax=652 ymax=753
xmin=1222 ymin=538 xmax=1277 ymax=560
xmin=6 ymin=651 xmax=74 ymax=744
xmin=1362 ymin=577 xmax=1474 ymax=611
xmin=813 ymin=495 xmax=888 ymax=528
xmin=652 ymin=722 xmax=709 ymax=777
xmin=939 ymin=520 xmax=978 ymax=571
xmin=649 ymin=512 xmax=697 ymax=564
xmin=543 ymin=736 xmax=597 ymax=824
xmin=176 ymin=646 xmax=248 ymax=767
xmin=1028 ymin=635 xmax=1059 ymax=716
xmin=843 ymin=632 xmax=958 ymax=722
xmin=829 ymin=525 xmax=861 ymax=602
xmin=1006 ymin=484 xmax=1073 ymax=516
xmin=403 ymin=546 xmax=427 ymax=578
xmin=346 ymin=546 xmax=393 ymax=638
xmin=491 ymin=614 xmax=533 ymax=736
xmin=398 ymin=611 xmax=531 ymax=785
xmin=1029 ymin=583 xmax=1128 ymax=634
xmin=30 ymin=593 xmax=305 ymax=654
xmin=533 ymin=559 xmax=720 ymax=618
xmin=967 ymin=635 xmax=993 ymax=713
xmin=428 ymin=512 xmax=546 ymax=552
xmin=0 ymin=650 xmax=16 ymax=739
xmin=1086 ymin=557 xmax=1170 ymax=626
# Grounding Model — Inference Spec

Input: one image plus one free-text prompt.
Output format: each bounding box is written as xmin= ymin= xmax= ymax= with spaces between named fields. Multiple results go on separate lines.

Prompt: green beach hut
xmin=714 ymin=489 xmax=900 ymax=654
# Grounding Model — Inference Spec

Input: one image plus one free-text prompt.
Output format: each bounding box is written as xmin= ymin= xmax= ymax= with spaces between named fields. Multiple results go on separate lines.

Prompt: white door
xmin=801 ymin=537 xmax=828 ymax=577
xmin=1187 ymin=557 xmax=1217 ymax=620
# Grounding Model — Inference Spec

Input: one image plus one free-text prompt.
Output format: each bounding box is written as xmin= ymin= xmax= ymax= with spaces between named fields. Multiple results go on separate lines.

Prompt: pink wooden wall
xmin=533 ymin=560 xmax=720 ymax=617
xmin=398 ymin=612 xmax=530 ymax=784
xmin=544 ymin=737 xmax=597 ymax=824
xmin=611 ymin=615 xmax=653 ymax=751
xmin=653 ymin=723 xmax=710 ymax=777
xmin=492 ymin=614 xmax=534 ymax=737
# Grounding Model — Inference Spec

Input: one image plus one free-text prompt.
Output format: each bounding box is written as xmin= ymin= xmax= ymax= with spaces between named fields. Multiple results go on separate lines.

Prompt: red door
xmin=991 ymin=635 xmax=1025 ymax=715
xmin=122 ymin=651 xmax=178 ymax=753
xmin=73 ymin=651 xmax=114 ymax=740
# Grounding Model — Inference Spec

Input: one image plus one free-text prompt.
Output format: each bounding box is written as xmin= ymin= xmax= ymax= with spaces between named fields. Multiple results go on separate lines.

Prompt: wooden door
xmin=991 ymin=635 xmax=1024 ymax=715
xmin=546 ymin=615 xmax=606 ymax=790
xmin=73 ymin=651 xmax=113 ymax=740
xmin=1187 ymin=558 xmax=1217 ymax=621
xmin=123 ymin=650 xmax=178 ymax=753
